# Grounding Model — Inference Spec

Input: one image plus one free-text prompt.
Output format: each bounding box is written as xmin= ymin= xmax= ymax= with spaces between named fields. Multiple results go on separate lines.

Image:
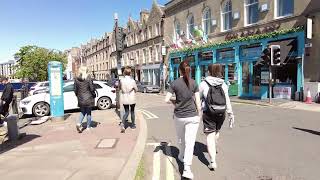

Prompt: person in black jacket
xmin=0 ymin=77 xmax=14 ymax=124
xmin=74 ymin=67 xmax=96 ymax=133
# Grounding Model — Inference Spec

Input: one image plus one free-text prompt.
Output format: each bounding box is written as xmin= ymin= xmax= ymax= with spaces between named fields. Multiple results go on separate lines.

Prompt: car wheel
xmin=32 ymin=102 xmax=50 ymax=117
xmin=143 ymin=88 xmax=147 ymax=93
xmin=97 ymin=97 xmax=111 ymax=110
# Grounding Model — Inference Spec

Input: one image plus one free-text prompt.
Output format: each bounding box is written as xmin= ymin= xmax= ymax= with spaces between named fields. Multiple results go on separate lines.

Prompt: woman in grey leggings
xmin=165 ymin=60 xmax=202 ymax=179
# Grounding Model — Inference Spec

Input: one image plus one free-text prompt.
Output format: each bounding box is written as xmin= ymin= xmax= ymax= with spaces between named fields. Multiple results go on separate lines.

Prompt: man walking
xmin=0 ymin=77 xmax=14 ymax=123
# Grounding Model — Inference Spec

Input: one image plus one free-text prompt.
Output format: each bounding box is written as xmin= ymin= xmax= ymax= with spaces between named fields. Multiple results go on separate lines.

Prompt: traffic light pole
xmin=269 ymin=65 xmax=272 ymax=104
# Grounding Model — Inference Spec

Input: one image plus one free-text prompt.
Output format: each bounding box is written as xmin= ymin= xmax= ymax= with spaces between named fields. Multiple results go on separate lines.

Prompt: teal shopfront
xmin=168 ymin=30 xmax=305 ymax=99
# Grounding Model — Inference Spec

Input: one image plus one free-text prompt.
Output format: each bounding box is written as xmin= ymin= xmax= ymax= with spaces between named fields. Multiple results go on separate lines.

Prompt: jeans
xmin=174 ymin=115 xmax=200 ymax=166
xmin=78 ymin=107 xmax=92 ymax=128
xmin=122 ymin=104 xmax=136 ymax=126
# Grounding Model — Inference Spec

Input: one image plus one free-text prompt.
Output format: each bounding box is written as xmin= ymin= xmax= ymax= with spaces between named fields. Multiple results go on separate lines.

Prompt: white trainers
xmin=182 ymin=169 xmax=194 ymax=179
xmin=208 ymin=161 xmax=217 ymax=170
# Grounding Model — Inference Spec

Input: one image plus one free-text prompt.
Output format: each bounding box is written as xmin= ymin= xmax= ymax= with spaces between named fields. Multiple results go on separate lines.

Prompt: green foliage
xmin=172 ymin=26 xmax=304 ymax=55
xmin=14 ymin=45 xmax=67 ymax=81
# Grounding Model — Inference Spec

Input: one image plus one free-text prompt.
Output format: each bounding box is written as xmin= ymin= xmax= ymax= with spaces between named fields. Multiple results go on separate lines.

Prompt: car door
xmin=63 ymin=83 xmax=78 ymax=110
xmin=93 ymin=83 xmax=103 ymax=105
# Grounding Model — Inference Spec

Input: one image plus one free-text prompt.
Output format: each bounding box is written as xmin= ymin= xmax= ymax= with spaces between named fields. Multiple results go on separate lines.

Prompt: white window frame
xmin=202 ymin=7 xmax=212 ymax=35
xmin=187 ymin=14 xmax=195 ymax=39
xmin=143 ymin=49 xmax=146 ymax=64
xmin=274 ymin=0 xmax=294 ymax=19
xmin=244 ymin=0 xmax=259 ymax=26
xmin=155 ymin=45 xmax=159 ymax=62
xmin=149 ymin=47 xmax=153 ymax=63
xmin=174 ymin=20 xmax=181 ymax=41
xmin=221 ymin=0 xmax=232 ymax=32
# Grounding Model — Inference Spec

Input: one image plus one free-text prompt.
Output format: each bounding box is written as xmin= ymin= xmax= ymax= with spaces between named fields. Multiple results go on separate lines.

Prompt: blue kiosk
xmin=48 ymin=61 xmax=64 ymax=120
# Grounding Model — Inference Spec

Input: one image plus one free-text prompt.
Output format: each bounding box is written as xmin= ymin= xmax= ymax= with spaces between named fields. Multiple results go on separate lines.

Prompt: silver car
xmin=136 ymin=81 xmax=160 ymax=93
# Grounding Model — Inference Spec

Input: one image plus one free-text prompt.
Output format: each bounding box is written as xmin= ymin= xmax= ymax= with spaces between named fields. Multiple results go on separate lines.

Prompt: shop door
xmin=241 ymin=61 xmax=261 ymax=98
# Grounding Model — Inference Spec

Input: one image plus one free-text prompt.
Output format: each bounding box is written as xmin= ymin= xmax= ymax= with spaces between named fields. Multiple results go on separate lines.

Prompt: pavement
xmin=0 ymin=109 xmax=147 ymax=180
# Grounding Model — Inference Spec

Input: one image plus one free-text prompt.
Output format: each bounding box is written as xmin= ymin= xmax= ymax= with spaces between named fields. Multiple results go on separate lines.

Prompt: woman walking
xmin=199 ymin=64 xmax=234 ymax=170
xmin=165 ymin=60 xmax=201 ymax=179
xmin=74 ymin=66 xmax=96 ymax=133
xmin=120 ymin=67 xmax=138 ymax=133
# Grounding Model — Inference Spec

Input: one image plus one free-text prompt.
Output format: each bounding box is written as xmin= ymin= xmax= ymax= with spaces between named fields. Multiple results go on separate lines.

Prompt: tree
xmin=14 ymin=45 xmax=67 ymax=81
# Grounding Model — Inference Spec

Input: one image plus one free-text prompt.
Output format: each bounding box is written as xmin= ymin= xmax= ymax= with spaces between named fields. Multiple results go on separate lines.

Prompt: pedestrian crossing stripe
xmin=138 ymin=109 xmax=159 ymax=119
xmin=147 ymin=143 xmax=175 ymax=180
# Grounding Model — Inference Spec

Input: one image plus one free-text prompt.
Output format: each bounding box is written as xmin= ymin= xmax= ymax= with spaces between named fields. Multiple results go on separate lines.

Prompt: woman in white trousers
xmin=165 ymin=60 xmax=202 ymax=179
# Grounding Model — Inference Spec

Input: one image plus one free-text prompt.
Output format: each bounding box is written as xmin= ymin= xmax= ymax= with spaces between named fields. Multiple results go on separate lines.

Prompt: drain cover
xmin=96 ymin=138 xmax=118 ymax=149
xmin=258 ymin=176 xmax=272 ymax=180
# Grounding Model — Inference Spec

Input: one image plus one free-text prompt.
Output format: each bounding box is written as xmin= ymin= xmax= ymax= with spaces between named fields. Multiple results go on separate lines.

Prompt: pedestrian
xmin=165 ymin=60 xmax=201 ymax=179
xmin=120 ymin=66 xmax=138 ymax=133
xmin=0 ymin=77 xmax=14 ymax=126
xmin=21 ymin=79 xmax=29 ymax=100
xmin=74 ymin=66 xmax=96 ymax=133
xmin=199 ymin=64 xmax=235 ymax=171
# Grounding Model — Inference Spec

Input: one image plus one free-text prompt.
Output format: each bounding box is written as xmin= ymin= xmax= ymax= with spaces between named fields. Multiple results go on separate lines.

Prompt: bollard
xmin=6 ymin=115 xmax=20 ymax=141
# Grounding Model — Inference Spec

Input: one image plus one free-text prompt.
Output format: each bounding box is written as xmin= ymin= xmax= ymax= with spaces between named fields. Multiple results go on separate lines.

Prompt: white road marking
xmin=152 ymin=150 xmax=161 ymax=180
xmin=166 ymin=156 xmax=174 ymax=180
xmin=138 ymin=109 xmax=159 ymax=119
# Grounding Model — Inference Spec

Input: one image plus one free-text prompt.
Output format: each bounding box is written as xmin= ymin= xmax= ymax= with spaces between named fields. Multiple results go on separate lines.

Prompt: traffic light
xmin=260 ymin=47 xmax=271 ymax=66
xmin=115 ymin=27 xmax=125 ymax=51
xmin=271 ymin=45 xmax=281 ymax=66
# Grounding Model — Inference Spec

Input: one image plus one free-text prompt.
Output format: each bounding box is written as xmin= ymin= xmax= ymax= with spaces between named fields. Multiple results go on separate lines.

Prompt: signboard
xmin=217 ymin=49 xmax=235 ymax=61
xmin=48 ymin=61 xmax=64 ymax=119
xmin=161 ymin=46 xmax=166 ymax=56
xmin=307 ymin=18 xmax=313 ymax=39
xmin=273 ymin=86 xmax=292 ymax=99
xmin=50 ymin=67 xmax=62 ymax=96
xmin=261 ymin=71 xmax=269 ymax=84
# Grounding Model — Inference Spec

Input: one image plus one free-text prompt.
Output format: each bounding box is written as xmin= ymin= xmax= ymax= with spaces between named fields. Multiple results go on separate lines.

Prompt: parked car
xmin=136 ymin=81 xmax=160 ymax=93
xmin=20 ymin=81 xmax=116 ymax=117
xmin=29 ymin=81 xmax=49 ymax=95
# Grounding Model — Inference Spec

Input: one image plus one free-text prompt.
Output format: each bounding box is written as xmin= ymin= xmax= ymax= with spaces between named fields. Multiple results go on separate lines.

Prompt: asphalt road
xmin=136 ymin=93 xmax=320 ymax=180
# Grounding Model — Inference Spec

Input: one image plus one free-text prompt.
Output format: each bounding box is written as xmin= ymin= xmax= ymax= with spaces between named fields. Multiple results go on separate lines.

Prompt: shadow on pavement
xmin=293 ymin=127 xmax=320 ymax=136
xmin=0 ymin=134 xmax=41 ymax=155
xmin=194 ymin=141 xmax=210 ymax=167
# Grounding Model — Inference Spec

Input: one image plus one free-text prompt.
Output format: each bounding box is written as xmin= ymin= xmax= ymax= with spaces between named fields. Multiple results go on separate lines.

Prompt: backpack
xmin=204 ymin=80 xmax=227 ymax=115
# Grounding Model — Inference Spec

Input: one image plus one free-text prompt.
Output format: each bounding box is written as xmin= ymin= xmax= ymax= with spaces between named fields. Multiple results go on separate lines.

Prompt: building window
xmin=136 ymin=51 xmax=140 ymax=64
xmin=245 ymin=0 xmax=259 ymax=25
xmin=143 ymin=49 xmax=147 ymax=64
xmin=221 ymin=0 xmax=232 ymax=31
xmin=275 ymin=0 xmax=294 ymax=18
xmin=148 ymin=26 xmax=152 ymax=38
xmin=155 ymin=45 xmax=159 ymax=62
xmin=187 ymin=14 xmax=195 ymax=39
xmin=149 ymin=47 xmax=153 ymax=63
xmin=202 ymin=8 xmax=212 ymax=35
xmin=174 ymin=20 xmax=181 ymax=41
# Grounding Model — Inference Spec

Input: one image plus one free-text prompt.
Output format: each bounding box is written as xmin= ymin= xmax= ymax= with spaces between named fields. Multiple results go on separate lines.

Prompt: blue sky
xmin=0 ymin=0 xmax=168 ymax=62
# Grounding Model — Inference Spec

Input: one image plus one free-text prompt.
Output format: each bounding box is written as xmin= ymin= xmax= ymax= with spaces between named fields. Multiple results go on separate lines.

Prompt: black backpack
xmin=204 ymin=80 xmax=227 ymax=115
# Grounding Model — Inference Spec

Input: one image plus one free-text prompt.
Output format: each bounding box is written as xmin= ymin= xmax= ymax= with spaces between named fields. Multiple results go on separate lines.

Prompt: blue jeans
xmin=78 ymin=107 xmax=92 ymax=128
xmin=122 ymin=104 xmax=135 ymax=126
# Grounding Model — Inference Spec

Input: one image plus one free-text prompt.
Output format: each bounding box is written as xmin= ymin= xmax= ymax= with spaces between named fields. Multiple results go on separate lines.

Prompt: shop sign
xmin=273 ymin=86 xmax=292 ymax=100
xmin=241 ymin=46 xmax=262 ymax=58
xmin=217 ymin=49 xmax=235 ymax=61
xmin=225 ymin=23 xmax=281 ymax=41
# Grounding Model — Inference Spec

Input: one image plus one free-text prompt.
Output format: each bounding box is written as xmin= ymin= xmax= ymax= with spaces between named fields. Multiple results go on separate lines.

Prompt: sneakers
xmin=76 ymin=124 xmax=82 ymax=133
xmin=120 ymin=124 xmax=125 ymax=133
xmin=131 ymin=124 xmax=136 ymax=129
xmin=208 ymin=161 xmax=217 ymax=171
xmin=182 ymin=169 xmax=194 ymax=179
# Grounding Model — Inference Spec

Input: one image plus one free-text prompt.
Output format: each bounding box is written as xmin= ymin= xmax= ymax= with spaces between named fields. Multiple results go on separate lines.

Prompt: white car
xmin=20 ymin=81 xmax=116 ymax=117
xmin=29 ymin=81 xmax=49 ymax=95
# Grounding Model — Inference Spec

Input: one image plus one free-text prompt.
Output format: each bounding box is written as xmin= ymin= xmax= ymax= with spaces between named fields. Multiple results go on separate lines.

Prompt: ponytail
xmin=179 ymin=60 xmax=191 ymax=88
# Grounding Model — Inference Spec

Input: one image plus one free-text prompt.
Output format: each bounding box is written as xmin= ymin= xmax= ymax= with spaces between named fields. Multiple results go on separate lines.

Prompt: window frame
xmin=244 ymin=0 xmax=259 ymax=26
xmin=221 ymin=0 xmax=233 ymax=32
xmin=174 ymin=20 xmax=181 ymax=41
xmin=202 ymin=7 xmax=212 ymax=35
xmin=274 ymin=0 xmax=294 ymax=19
xmin=186 ymin=14 xmax=195 ymax=39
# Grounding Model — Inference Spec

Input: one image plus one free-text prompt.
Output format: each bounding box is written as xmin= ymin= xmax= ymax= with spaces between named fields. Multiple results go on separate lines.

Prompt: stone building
xmin=0 ymin=60 xmax=16 ymax=79
xmin=81 ymin=33 xmax=113 ymax=81
xmin=120 ymin=1 xmax=165 ymax=85
xmin=165 ymin=0 xmax=320 ymax=100
xmin=66 ymin=47 xmax=81 ymax=80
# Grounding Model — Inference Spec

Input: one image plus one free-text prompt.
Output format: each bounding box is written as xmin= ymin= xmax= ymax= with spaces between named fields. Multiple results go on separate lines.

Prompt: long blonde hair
xmin=78 ymin=66 xmax=88 ymax=80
